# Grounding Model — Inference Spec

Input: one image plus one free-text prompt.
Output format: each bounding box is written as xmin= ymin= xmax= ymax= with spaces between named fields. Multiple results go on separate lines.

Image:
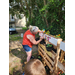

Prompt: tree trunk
xmin=30 ymin=0 xmax=33 ymax=20
xmin=25 ymin=0 xmax=31 ymax=25
xmin=43 ymin=0 xmax=49 ymax=27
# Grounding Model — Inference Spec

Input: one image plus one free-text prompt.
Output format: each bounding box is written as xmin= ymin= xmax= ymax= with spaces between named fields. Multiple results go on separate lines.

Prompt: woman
xmin=24 ymin=59 xmax=47 ymax=75
xmin=22 ymin=25 xmax=44 ymax=62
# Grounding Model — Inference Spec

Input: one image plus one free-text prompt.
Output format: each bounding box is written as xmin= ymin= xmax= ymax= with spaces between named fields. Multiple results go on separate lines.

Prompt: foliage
xmin=38 ymin=56 xmax=41 ymax=59
xmin=22 ymin=27 xmax=27 ymax=30
xmin=46 ymin=44 xmax=52 ymax=47
xmin=45 ymin=30 xmax=50 ymax=35
xmin=54 ymin=34 xmax=61 ymax=38
xmin=9 ymin=0 xmax=65 ymax=40
xmin=57 ymin=72 xmax=65 ymax=75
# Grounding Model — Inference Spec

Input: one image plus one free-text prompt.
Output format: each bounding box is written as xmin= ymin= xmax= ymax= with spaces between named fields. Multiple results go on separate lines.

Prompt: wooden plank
xmin=38 ymin=50 xmax=53 ymax=72
xmin=57 ymin=61 xmax=65 ymax=73
xmin=39 ymin=43 xmax=55 ymax=60
xmin=53 ymin=45 xmax=57 ymax=49
xmin=51 ymin=50 xmax=56 ymax=56
xmin=53 ymin=39 xmax=62 ymax=75
xmin=39 ymin=47 xmax=54 ymax=66
xmin=60 ymin=50 xmax=65 ymax=62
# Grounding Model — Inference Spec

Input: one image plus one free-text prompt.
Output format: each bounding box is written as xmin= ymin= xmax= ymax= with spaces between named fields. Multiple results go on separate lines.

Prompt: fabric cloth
xmin=22 ymin=45 xmax=32 ymax=52
xmin=22 ymin=72 xmax=25 ymax=75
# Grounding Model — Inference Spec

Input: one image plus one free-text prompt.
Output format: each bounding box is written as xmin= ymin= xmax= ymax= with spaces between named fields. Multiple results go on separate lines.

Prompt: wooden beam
xmin=39 ymin=47 xmax=55 ymax=66
xmin=39 ymin=43 xmax=55 ymax=60
xmin=38 ymin=50 xmax=53 ymax=72
xmin=57 ymin=61 xmax=65 ymax=73
xmin=53 ymin=39 xmax=62 ymax=75
xmin=60 ymin=50 xmax=65 ymax=62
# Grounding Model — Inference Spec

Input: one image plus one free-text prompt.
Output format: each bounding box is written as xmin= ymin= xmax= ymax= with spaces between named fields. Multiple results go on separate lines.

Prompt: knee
xmin=27 ymin=54 xmax=32 ymax=57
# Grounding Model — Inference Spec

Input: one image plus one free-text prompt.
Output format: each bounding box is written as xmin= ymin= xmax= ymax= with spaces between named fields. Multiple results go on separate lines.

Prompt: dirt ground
xmin=9 ymin=39 xmax=38 ymax=75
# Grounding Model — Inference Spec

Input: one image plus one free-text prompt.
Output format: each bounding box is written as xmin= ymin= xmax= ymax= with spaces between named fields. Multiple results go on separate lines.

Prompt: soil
xmin=9 ymin=38 xmax=51 ymax=75
xmin=9 ymin=39 xmax=38 ymax=75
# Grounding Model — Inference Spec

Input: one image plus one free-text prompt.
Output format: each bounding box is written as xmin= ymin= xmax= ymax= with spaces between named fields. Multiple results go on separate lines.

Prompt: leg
xmin=26 ymin=50 xmax=32 ymax=62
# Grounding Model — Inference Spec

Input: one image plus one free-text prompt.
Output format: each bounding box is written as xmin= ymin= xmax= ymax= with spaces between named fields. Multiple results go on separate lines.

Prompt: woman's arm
xmin=38 ymin=29 xmax=44 ymax=33
xmin=27 ymin=35 xmax=43 ymax=45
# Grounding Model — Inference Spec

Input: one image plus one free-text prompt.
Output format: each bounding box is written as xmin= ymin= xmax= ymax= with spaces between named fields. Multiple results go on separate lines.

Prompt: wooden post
xmin=53 ymin=39 xmax=62 ymax=75
xmin=60 ymin=50 xmax=65 ymax=63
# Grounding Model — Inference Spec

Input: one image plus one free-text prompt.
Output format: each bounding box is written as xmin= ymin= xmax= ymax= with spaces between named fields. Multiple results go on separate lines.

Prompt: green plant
xmin=58 ymin=73 xmax=65 ymax=75
xmin=54 ymin=34 xmax=61 ymax=38
xmin=45 ymin=30 xmax=50 ymax=35
xmin=22 ymin=27 xmax=27 ymax=30
xmin=9 ymin=0 xmax=65 ymax=40
xmin=57 ymin=70 xmax=65 ymax=75
xmin=46 ymin=44 xmax=52 ymax=47
xmin=9 ymin=34 xmax=23 ymax=41
xmin=38 ymin=56 xmax=41 ymax=59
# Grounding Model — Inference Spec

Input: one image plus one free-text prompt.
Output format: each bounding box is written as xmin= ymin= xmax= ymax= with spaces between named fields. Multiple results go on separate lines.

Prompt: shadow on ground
xmin=9 ymin=48 xmax=26 ymax=75
xmin=9 ymin=70 xmax=23 ymax=75
xmin=10 ymin=45 xmax=38 ymax=63
xmin=9 ymin=45 xmax=38 ymax=75
xmin=10 ymin=48 xmax=26 ymax=63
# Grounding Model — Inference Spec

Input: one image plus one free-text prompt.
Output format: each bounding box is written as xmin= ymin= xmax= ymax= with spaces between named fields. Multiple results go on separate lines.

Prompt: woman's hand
xmin=40 ymin=36 xmax=44 ymax=40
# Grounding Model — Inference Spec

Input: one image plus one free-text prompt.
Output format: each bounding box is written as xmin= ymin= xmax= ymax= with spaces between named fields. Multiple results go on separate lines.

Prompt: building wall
xmin=9 ymin=14 xmax=15 ymax=22
xmin=9 ymin=14 xmax=26 ymax=27
xmin=15 ymin=15 xmax=26 ymax=27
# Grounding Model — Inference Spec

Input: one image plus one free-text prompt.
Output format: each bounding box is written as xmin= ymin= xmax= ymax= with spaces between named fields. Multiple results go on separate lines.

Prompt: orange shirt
xmin=22 ymin=30 xmax=35 ymax=48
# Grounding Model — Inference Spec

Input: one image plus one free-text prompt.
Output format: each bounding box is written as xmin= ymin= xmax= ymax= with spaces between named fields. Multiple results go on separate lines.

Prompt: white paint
xmin=43 ymin=34 xmax=65 ymax=51
xmin=49 ymin=36 xmax=58 ymax=46
xmin=43 ymin=34 xmax=58 ymax=46
xmin=60 ymin=42 xmax=65 ymax=51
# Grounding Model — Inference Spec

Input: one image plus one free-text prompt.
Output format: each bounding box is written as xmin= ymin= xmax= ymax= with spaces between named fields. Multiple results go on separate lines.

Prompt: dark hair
xmin=24 ymin=59 xmax=47 ymax=75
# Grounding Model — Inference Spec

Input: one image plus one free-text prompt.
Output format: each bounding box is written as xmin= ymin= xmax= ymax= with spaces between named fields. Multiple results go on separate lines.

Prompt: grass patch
xmin=10 ymin=66 xmax=19 ymax=75
xmin=22 ymin=27 xmax=27 ymax=30
xmin=9 ymin=34 xmax=23 ymax=41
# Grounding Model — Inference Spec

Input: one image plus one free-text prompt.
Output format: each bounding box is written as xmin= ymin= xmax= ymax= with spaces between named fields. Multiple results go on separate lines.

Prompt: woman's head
xmin=24 ymin=59 xmax=47 ymax=75
xmin=29 ymin=25 xmax=39 ymax=34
